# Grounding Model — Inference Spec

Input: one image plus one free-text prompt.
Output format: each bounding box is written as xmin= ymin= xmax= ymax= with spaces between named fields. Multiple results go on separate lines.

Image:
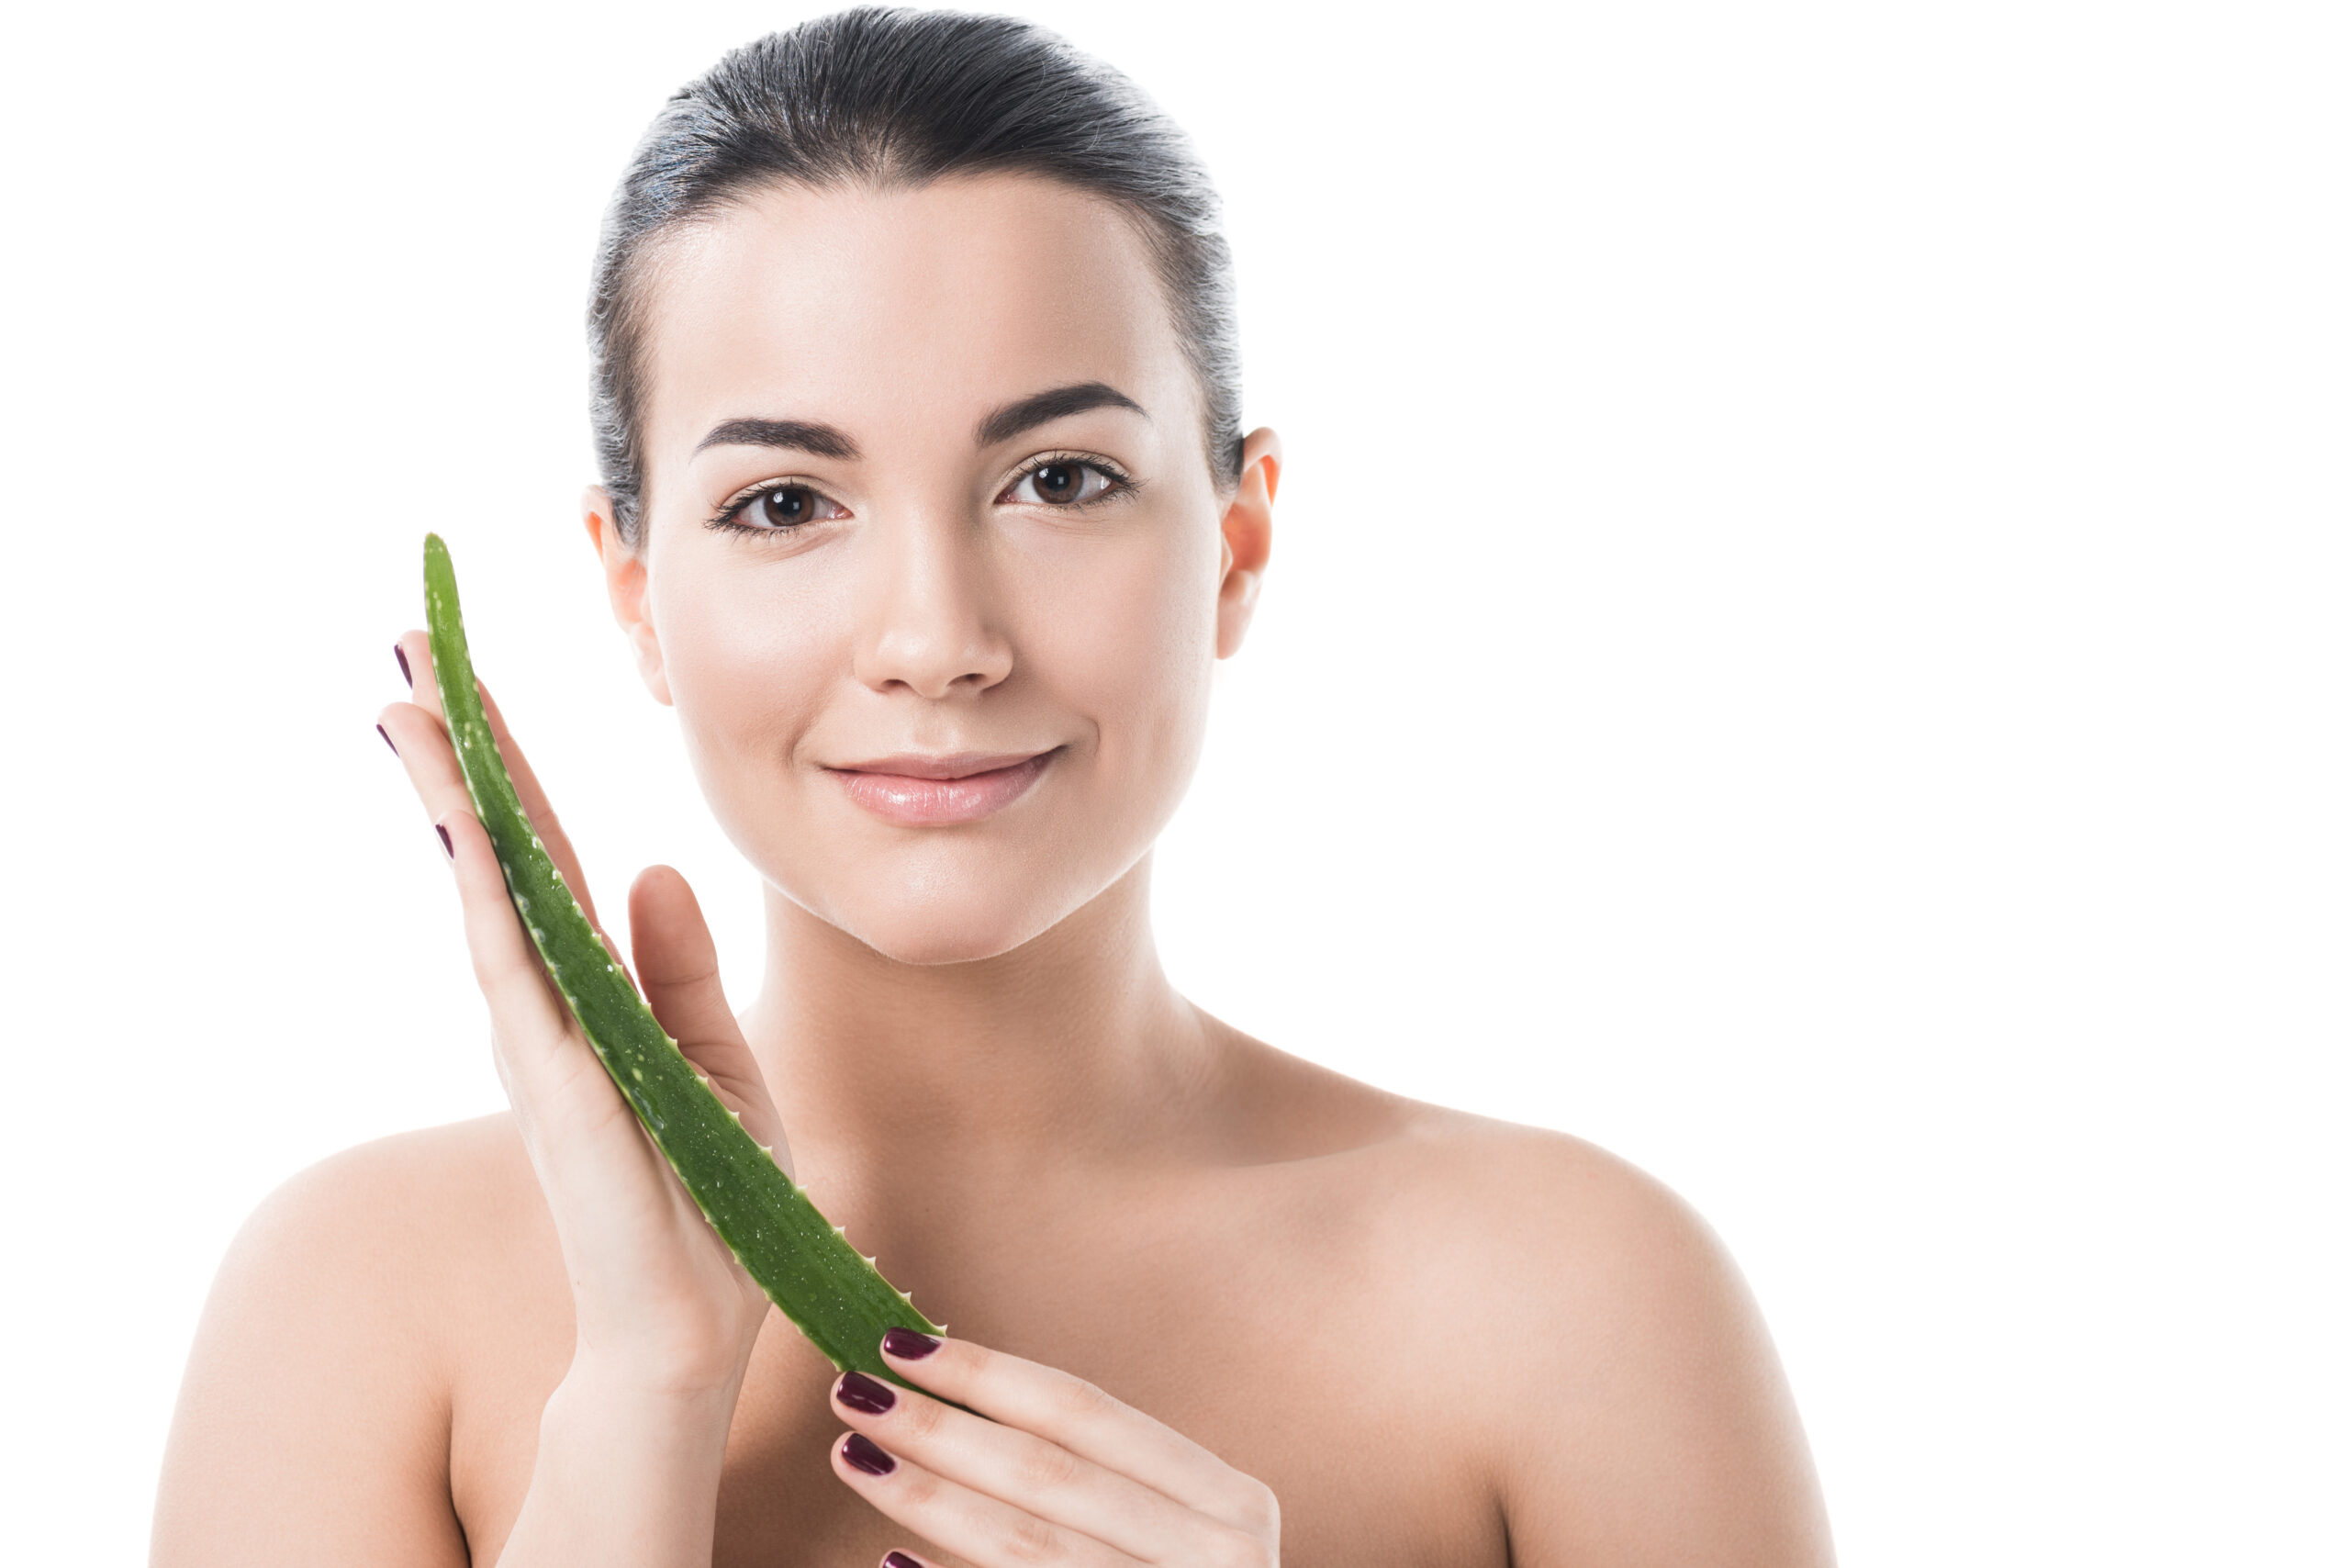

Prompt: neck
xmin=736 ymin=856 xmax=1218 ymax=1183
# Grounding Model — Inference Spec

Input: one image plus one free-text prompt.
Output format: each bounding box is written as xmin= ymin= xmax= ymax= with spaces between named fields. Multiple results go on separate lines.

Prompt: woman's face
xmin=593 ymin=173 xmax=1274 ymax=965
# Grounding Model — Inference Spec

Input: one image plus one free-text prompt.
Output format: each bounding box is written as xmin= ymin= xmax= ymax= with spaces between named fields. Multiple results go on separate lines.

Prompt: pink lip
xmin=828 ymin=750 xmax=1057 ymax=826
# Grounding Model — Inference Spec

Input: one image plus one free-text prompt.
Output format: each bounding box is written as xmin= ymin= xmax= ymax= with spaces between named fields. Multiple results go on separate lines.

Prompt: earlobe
xmin=583 ymin=487 xmax=673 ymax=706
xmin=1214 ymin=428 xmax=1280 ymax=660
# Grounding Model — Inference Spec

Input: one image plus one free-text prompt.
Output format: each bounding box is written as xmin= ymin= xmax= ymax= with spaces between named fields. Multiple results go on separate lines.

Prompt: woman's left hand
xmin=826 ymin=1330 xmax=1280 ymax=1566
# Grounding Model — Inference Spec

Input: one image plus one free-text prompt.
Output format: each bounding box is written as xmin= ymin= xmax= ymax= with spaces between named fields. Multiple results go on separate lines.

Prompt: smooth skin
xmin=151 ymin=174 xmax=1835 ymax=1567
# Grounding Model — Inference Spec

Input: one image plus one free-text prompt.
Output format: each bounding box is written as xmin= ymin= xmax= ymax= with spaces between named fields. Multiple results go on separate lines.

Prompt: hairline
xmin=610 ymin=168 xmax=1238 ymax=547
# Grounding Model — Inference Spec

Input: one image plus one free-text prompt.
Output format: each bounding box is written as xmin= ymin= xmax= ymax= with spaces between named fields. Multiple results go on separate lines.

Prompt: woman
xmin=152 ymin=9 xmax=1833 ymax=1565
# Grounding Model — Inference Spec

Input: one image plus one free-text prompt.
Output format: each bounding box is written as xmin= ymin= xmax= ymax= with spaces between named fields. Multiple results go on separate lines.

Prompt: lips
xmin=828 ymin=750 xmax=1057 ymax=826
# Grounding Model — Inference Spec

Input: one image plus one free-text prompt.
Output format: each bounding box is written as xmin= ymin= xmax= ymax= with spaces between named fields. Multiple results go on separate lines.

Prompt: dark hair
xmin=588 ymin=6 xmax=1244 ymax=544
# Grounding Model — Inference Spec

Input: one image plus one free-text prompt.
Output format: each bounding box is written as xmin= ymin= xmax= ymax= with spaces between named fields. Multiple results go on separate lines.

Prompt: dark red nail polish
xmin=394 ymin=643 xmax=412 ymax=688
xmin=435 ymin=823 xmax=453 ymax=857
xmin=882 ymin=1327 xmax=940 ymax=1361
xmin=842 ymin=1432 xmax=895 ymax=1476
xmin=883 ymin=1553 xmax=923 ymax=1568
xmin=377 ymin=723 xmax=397 ymax=756
xmin=836 ymin=1371 xmax=896 ymax=1415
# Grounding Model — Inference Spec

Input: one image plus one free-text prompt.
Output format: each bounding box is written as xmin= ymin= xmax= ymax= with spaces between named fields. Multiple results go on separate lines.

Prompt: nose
xmin=852 ymin=506 xmax=1014 ymax=700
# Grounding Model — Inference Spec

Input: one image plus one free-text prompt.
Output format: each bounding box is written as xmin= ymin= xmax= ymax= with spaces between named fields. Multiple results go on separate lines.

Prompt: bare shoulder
xmin=151 ymin=1114 xmax=548 ymax=1567
xmin=243 ymin=1110 xmax=538 ymax=1261
xmin=201 ymin=1112 xmax=552 ymax=1361
xmin=1369 ymin=1103 xmax=1739 ymax=1321
xmin=1213 ymin=1026 xmax=1727 ymax=1282
xmin=1355 ymin=1101 xmax=1837 ymax=1565
xmin=1213 ymin=1030 xmax=1835 ymax=1565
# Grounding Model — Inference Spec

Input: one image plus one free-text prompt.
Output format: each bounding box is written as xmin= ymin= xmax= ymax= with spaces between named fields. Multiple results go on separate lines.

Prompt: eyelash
xmin=704 ymin=453 xmax=1138 ymax=535
xmin=1000 ymin=452 xmax=1139 ymax=509
xmin=707 ymin=479 xmax=841 ymax=535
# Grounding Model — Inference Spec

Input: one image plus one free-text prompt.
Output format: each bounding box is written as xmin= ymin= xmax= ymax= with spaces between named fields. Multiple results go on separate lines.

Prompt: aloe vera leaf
xmin=422 ymin=532 xmax=944 ymax=1383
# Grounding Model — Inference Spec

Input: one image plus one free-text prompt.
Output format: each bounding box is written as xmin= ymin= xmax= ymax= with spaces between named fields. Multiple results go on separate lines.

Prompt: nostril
xmin=852 ymin=557 xmax=1015 ymax=697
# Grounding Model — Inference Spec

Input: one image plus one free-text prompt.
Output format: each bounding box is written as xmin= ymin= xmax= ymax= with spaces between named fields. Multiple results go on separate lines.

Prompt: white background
xmin=3 ymin=2 xmax=2343 ymax=1562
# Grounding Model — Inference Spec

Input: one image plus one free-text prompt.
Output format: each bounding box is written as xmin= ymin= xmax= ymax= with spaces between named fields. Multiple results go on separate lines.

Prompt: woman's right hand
xmin=379 ymin=631 xmax=782 ymax=1401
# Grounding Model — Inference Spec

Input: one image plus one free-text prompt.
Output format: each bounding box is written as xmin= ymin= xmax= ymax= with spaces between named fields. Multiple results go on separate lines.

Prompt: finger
xmin=394 ymin=630 xmax=442 ymax=721
xmin=436 ymin=805 xmax=653 ymax=1181
xmin=478 ymin=680 xmax=605 ymax=933
xmin=629 ymin=865 xmax=790 ymax=1163
xmin=378 ymin=698 xmax=477 ymax=838
xmin=397 ymin=625 xmax=610 ymax=941
xmin=627 ymin=866 xmax=740 ymax=1049
xmin=379 ymin=682 xmax=554 ymax=1042
xmin=436 ymin=807 xmax=571 ymax=1058
xmin=829 ymin=1371 xmax=1225 ymax=1562
xmin=379 ymin=692 xmax=626 ymax=1060
xmin=829 ymin=1431 xmax=1133 ymax=1568
xmin=879 ymin=1334 xmax=1280 ymax=1537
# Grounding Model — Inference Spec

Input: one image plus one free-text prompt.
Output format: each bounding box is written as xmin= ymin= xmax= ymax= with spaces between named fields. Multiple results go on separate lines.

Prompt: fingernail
xmin=841 ymin=1432 xmax=895 ymax=1476
xmin=435 ymin=823 xmax=453 ymax=857
xmin=377 ymin=723 xmax=397 ymax=756
xmin=883 ymin=1554 xmax=923 ymax=1568
xmin=881 ymin=1327 xmax=940 ymax=1361
xmin=394 ymin=643 xmax=412 ymax=688
xmin=836 ymin=1371 xmax=896 ymax=1415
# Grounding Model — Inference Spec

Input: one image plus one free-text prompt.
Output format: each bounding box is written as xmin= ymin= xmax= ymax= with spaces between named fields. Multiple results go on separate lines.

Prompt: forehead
xmin=637 ymin=173 xmax=1192 ymax=465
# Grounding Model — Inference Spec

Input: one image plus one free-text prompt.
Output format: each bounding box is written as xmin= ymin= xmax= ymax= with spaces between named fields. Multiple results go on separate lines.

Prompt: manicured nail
xmin=435 ymin=823 xmax=453 ymax=857
xmin=377 ymin=723 xmax=397 ymax=756
xmin=883 ymin=1553 xmax=923 ymax=1568
xmin=394 ymin=643 xmax=412 ymax=688
xmin=841 ymin=1432 xmax=895 ymax=1476
xmin=881 ymin=1327 xmax=940 ymax=1361
xmin=836 ymin=1371 xmax=896 ymax=1415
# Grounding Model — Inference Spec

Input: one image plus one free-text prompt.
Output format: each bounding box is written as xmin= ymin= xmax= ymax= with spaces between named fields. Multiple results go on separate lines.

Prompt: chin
xmin=852 ymin=919 xmax=1042 ymax=968
xmin=788 ymin=846 xmax=1120 ymax=968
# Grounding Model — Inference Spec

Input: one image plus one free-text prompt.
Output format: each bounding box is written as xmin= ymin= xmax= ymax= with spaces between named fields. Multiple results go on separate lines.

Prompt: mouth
xmin=825 ymin=749 xmax=1059 ymax=826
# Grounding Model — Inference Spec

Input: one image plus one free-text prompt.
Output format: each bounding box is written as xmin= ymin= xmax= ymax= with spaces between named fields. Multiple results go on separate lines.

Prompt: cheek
xmin=645 ymin=543 xmax=846 ymax=772
xmin=1009 ymin=512 xmax=1223 ymax=799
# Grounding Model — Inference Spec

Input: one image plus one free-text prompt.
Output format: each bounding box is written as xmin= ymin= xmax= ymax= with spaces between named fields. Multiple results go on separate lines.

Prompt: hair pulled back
xmin=588 ymin=6 xmax=1244 ymax=544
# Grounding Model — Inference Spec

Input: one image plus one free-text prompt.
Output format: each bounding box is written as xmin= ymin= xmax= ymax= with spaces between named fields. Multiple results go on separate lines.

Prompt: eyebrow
xmin=694 ymin=418 xmax=860 ymax=459
xmin=974 ymin=381 xmax=1147 ymax=448
xmin=691 ymin=381 xmax=1146 ymax=463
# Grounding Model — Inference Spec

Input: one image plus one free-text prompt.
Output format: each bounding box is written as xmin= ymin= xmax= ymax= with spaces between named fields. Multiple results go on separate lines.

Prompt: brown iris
xmin=753 ymin=485 xmax=819 ymax=526
xmin=1029 ymin=463 xmax=1082 ymax=502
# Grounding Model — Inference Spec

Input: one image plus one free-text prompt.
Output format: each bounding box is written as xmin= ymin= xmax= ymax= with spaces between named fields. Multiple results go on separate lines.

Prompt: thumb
xmin=627 ymin=864 xmax=793 ymax=1172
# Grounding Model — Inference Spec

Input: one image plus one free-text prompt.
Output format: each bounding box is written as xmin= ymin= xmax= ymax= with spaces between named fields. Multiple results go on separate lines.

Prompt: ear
xmin=583 ymin=487 xmax=673 ymax=706
xmin=1215 ymin=427 xmax=1280 ymax=660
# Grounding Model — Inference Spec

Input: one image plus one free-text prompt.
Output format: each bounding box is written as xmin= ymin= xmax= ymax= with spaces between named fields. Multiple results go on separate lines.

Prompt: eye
xmin=715 ymin=482 xmax=849 ymax=532
xmin=1002 ymin=459 xmax=1123 ymax=508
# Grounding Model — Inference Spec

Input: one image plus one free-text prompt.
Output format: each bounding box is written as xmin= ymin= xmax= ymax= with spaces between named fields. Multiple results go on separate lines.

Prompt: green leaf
xmin=424 ymin=532 xmax=944 ymax=1384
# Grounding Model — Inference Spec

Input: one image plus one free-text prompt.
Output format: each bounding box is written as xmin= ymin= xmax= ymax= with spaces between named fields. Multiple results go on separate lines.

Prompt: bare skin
xmin=152 ymin=174 xmax=1834 ymax=1567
